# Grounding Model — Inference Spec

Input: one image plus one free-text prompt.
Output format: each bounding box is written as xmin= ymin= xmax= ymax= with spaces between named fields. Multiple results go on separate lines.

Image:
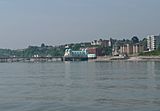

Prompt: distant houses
xmin=112 ymin=35 xmax=160 ymax=56
xmin=112 ymin=36 xmax=145 ymax=56
xmin=2 ymin=35 xmax=159 ymax=59
xmin=64 ymin=37 xmax=150 ymax=57
xmin=31 ymin=35 xmax=160 ymax=59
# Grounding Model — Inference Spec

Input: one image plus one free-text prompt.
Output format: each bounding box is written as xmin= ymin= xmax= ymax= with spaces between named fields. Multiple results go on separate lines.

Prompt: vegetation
xmin=0 ymin=41 xmax=113 ymax=58
xmin=0 ymin=36 xmax=150 ymax=58
xmin=139 ymin=50 xmax=160 ymax=56
xmin=141 ymin=38 xmax=147 ymax=50
xmin=0 ymin=44 xmax=65 ymax=58
xmin=0 ymin=49 xmax=13 ymax=57
xmin=131 ymin=36 xmax=139 ymax=43
xmin=98 ymin=46 xmax=112 ymax=55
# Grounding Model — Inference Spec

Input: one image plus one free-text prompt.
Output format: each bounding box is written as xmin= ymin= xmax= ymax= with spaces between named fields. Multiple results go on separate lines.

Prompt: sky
xmin=0 ymin=0 xmax=160 ymax=49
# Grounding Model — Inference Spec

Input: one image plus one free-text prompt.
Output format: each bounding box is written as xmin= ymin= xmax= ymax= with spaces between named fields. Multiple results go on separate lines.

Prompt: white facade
xmin=147 ymin=35 xmax=160 ymax=51
xmin=64 ymin=49 xmax=88 ymax=57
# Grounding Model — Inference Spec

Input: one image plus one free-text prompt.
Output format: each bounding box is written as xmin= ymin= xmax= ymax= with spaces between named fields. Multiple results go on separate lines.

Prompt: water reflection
xmin=147 ymin=61 xmax=156 ymax=85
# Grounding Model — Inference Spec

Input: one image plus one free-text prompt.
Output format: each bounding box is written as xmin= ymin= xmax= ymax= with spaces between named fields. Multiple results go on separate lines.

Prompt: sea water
xmin=0 ymin=61 xmax=160 ymax=111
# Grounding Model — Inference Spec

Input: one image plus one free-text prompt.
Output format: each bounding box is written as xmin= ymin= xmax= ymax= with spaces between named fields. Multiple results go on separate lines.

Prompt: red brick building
xmin=87 ymin=47 xmax=103 ymax=56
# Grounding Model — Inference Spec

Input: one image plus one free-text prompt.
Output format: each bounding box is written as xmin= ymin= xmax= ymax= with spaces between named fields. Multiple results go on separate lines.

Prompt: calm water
xmin=0 ymin=61 xmax=160 ymax=111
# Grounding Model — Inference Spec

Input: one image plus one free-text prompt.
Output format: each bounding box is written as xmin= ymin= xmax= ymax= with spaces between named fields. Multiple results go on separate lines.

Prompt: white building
xmin=147 ymin=35 xmax=160 ymax=51
xmin=64 ymin=49 xmax=88 ymax=57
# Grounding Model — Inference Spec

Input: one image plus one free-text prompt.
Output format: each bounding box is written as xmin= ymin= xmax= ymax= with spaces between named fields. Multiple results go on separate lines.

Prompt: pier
xmin=63 ymin=56 xmax=88 ymax=61
xmin=0 ymin=57 xmax=63 ymax=62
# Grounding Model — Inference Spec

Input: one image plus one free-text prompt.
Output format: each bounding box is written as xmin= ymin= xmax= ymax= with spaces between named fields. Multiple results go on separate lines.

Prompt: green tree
xmin=131 ymin=36 xmax=139 ymax=43
xmin=41 ymin=43 xmax=45 ymax=48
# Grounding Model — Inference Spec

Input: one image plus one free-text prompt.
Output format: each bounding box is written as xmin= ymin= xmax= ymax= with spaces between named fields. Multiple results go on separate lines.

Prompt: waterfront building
xmin=133 ymin=43 xmax=144 ymax=54
xmin=64 ymin=49 xmax=88 ymax=57
xmin=64 ymin=49 xmax=88 ymax=61
xmin=87 ymin=47 xmax=103 ymax=56
xmin=120 ymin=44 xmax=133 ymax=55
xmin=120 ymin=43 xmax=144 ymax=55
xmin=147 ymin=35 xmax=160 ymax=51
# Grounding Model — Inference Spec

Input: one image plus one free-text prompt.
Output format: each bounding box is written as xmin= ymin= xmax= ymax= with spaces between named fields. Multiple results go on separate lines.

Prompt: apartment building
xmin=147 ymin=35 xmax=160 ymax=51
xmin=120 ymin=43 xmax=144 ymax=55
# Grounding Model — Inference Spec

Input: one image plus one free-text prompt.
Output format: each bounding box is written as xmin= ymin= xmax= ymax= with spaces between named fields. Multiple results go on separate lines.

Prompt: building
xmin=64 ymin=49 xmax=88 ymax=61
xmin=91 ymin=39 xmax=111 ymax=47
xmin=147 ymin=35 xmax=160 ymax=51
xmin=133 ymin=44 xmax=144 ymax=54
xmin=120 ymin=43 xmax=144 ymax=55
xmin=120 ymin=44 xmax=133 ymax=55
xmin=101 ymin=40 xmax=111 ymax=47
xmin=87 ymin=47 xmax=103 ymax=56
xmin=64 ymin=49 xmax=88 ymax=57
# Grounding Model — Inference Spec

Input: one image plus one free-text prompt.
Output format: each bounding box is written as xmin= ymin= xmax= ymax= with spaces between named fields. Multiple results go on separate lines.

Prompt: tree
xmin=41 ymin=43 xmax=45 ymax=48
xmin=131 ymin=36 xmax=139 ymax=43
xmin=142 ymin=38 xmax=147 ymax=50
xmin=158 ymin=44 xmax=160 ymax=51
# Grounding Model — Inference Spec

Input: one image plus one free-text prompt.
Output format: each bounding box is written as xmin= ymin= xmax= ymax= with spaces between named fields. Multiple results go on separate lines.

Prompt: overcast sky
xmin=0 ymin=0 xmax=160 ymax=49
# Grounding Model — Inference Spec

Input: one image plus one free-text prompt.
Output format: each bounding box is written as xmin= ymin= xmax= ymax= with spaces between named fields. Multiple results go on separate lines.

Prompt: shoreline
xmin=93 ymin=56 xmax=160 ymax=62
xmin=0 ymin=56 xmax=160 ymax=63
